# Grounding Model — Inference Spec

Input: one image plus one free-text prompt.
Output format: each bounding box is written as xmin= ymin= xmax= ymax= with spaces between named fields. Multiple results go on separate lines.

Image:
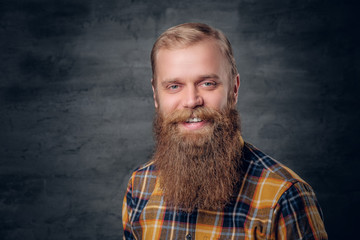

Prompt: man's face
xmin=151 ymin=40 xmax=242 ymax=211
xmin=152 ymin=40 xmax=239 ymax=133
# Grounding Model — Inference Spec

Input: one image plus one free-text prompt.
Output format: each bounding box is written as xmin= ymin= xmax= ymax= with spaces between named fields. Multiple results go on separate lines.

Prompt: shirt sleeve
xmin=271 ymin=181 xmax=328 ymax=240
xmin=122 ymin=175 xmax=136 ymax=240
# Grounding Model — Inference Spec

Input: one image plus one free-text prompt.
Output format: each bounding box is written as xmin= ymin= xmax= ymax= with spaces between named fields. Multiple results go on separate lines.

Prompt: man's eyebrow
xmin=160 ymin=79 xmax=179 ymax=87
xmin=160 ymin=75 xmax=220 ymax=87
xmin=199 ymin=74 xmax=220 ymax=80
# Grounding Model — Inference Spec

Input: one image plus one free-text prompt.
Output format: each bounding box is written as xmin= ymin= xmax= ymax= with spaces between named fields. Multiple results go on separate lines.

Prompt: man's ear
xmin=233 ymin=74 xmax=240 ymax=104
xmin=151 ymin=78 xmax=159 ymax=109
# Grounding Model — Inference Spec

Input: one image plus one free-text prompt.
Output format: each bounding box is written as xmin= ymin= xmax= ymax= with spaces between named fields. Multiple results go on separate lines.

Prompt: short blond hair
xmin=151 ymin=23 xmax=238 ymax=86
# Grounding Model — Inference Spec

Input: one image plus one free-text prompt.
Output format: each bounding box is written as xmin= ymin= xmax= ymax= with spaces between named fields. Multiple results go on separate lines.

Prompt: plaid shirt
xmin=122 ymin=142 xmax=327 ymax=240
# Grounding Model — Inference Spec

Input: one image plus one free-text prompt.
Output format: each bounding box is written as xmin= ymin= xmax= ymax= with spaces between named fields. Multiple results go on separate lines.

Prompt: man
xmin=122 ymin=23 xmax=327 ymax=240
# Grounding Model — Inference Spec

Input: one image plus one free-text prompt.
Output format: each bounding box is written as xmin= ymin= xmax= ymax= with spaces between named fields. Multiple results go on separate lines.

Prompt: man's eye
xmin=202 ymin=82 xmax=216 ymax=87
xmin=169 ymin=85 xmax=179 ymax=90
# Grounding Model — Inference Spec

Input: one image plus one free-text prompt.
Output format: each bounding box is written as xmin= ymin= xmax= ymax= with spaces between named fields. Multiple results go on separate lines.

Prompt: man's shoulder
xmin=128 ymin=161 xmax=158 ymax=195
xmin=241 ymin=142 xmax=327 ymax=239
xmin=129 ymin=160 xmax=158 ymax=182
xmin=241 ymin=142 xmax=316 ymax=209
xmin=242 ymin=142 xmax=308 ymax=187
xmin=132 ymin=160 xmax=157 ymax=175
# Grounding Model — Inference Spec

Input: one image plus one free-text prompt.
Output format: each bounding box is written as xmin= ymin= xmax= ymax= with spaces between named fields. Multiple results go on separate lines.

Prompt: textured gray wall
xmin=0 ymin=0 xmax=358 ymax=239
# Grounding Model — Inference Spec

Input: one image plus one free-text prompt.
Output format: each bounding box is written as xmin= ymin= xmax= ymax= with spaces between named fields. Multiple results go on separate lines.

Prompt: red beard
xmin=152 ymin=107 xmax=243 ymax=212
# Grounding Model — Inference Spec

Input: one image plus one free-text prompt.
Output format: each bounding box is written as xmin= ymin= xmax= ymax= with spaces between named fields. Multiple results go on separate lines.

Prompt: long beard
xmin=152 ymin=107 xmax=243 ymax=212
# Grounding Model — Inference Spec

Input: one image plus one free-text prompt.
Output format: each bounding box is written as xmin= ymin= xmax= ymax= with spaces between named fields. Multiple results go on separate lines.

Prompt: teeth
xmin=186 ymin=117 xmax=202 ymax=123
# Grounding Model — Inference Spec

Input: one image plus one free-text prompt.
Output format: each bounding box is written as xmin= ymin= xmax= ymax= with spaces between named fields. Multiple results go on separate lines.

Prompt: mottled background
xmin=0 ymin=0 xmax=359 ymax=239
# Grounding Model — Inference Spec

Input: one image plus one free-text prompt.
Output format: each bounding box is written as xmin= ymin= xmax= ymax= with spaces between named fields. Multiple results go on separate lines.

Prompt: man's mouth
xmin=180 ymin=117 xmax=208 ymax=131
xmin=185 ymin=117 xmax=203 ymax=123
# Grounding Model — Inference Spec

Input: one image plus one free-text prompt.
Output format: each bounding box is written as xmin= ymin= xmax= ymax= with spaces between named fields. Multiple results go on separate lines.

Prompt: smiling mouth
xmin=185 ymin=117 xmax=203 ymax=123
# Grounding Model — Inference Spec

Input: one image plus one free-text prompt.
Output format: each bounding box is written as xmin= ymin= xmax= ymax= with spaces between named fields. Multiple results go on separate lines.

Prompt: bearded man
xmin=122 ymin=23 xmax=327 ymax=240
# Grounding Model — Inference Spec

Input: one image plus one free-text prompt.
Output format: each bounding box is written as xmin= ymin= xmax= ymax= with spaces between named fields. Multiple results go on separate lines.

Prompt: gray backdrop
xmin=1 ymin=0 xmax=359 ymax=239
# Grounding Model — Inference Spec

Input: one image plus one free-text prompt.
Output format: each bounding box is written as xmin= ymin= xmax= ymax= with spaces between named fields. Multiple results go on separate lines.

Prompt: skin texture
xmin=152 ymin=40 xmax=240 ymax=132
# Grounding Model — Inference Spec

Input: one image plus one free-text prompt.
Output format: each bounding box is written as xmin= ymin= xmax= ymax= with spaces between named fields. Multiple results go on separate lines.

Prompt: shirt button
xmin=186 ymin=233 xmax=192 ymax=240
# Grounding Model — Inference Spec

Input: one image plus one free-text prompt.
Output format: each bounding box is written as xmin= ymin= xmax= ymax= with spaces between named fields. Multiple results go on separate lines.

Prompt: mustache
xmin=162 ymin=107 xmax=224 ymax=125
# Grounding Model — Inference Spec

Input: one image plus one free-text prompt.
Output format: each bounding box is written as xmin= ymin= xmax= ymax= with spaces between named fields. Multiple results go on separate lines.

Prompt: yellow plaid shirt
xmin=122 ymin=142 xmax=327 ymax=239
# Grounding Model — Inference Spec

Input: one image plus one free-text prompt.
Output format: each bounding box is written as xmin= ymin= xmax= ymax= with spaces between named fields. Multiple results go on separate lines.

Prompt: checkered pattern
xmin=122 ymin=142 xmax=327 ymax=239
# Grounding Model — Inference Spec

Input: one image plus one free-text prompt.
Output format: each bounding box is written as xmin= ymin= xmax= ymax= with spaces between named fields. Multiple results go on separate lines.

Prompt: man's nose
xmin=182 ymin=86 xmax=203 ymax=109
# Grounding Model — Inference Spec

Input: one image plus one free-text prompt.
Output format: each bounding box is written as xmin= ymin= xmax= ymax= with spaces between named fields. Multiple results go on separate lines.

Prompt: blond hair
xmin=151 ymin=23 xmax=238 ymax=86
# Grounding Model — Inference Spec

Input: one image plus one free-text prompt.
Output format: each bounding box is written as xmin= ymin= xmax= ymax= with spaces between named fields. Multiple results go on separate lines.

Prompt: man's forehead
xmin=156 ymin=39 xmax=221 ymax=55
xmin=155 ymin=42 xmax=230 ymax=80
